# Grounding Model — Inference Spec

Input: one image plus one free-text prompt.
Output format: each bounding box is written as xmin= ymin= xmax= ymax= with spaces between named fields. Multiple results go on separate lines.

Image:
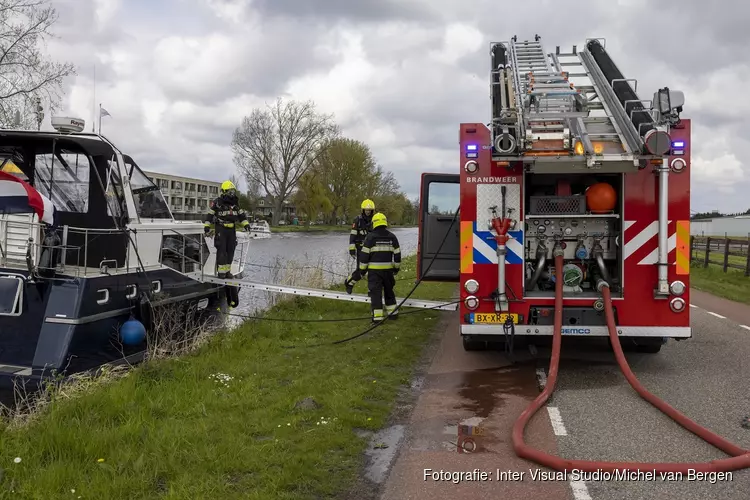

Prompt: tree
xmin=231 ymin=97 xmax=339 ymax=225
xmin=292 ymin=168 xmax=332 ymax=223
xmin=0 ymin=0 xmax=76 ymax=129
xmin=312 ymin=137 xmax=377 ymax=223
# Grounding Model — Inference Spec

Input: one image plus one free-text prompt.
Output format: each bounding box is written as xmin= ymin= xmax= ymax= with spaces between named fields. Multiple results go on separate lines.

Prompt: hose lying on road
xmin=512 ymin=253 xmax=750 ymax=474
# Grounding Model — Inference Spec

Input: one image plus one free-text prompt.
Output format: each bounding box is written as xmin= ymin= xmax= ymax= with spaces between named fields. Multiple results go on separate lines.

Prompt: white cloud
xmin=30 ymin=0 xmax=750 ymax=213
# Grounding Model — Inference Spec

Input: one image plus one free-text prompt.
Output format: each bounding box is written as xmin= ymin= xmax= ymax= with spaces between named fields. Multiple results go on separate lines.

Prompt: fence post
xmin=746 ymin=233 xmax=750 ymax=276
xmin=690 ymin=235 xmax=694 ymax=260
xmin=704 ymin=237 xmax=711 ymax=268
xmin=723 ymin=238 xmax=730 ymax=272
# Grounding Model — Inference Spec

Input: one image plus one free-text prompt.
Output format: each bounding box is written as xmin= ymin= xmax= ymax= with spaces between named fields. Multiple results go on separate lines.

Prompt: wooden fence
xmin=689 ymin=236 xmax=750 ymax=276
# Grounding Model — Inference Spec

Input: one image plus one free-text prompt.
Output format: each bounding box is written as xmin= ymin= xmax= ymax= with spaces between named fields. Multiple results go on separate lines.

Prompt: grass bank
xmin=690 ymin=260 xmax=750 ymax=304
xmin=0 ymin=255 xmax=456 ymax=499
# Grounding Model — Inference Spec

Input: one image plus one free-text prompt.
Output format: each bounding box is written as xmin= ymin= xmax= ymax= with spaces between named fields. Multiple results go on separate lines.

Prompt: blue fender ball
xmin=120 ymin=318 xmax=146 ymax=345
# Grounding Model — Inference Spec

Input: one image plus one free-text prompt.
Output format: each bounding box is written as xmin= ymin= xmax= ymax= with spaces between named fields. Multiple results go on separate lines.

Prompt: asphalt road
xmin=376 ymin=290 xmax=750 ymax=500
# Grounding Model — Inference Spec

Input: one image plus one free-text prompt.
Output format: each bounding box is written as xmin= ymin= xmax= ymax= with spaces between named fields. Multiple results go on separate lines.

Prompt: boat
xmin=243 ymin=220 xmax=271 ymax=239
xmin=0 ymin=116 xmax=249 ymax=387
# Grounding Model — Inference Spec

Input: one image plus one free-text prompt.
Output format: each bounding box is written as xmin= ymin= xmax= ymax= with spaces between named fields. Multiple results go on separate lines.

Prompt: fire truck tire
xmin=462 ymin=335 xmax=487 ymax=351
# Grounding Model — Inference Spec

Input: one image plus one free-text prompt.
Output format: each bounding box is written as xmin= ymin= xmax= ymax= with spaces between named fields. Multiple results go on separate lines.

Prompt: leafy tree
xmin=292 ymin=168 xmax=332 ymax=223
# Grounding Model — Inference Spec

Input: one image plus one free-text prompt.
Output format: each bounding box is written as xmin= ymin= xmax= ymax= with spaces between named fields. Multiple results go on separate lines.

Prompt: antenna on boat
xmin=92 ymin=63 xmax=96 ymax=132
xmin=51 ymin=117 xmax=85 ymax=134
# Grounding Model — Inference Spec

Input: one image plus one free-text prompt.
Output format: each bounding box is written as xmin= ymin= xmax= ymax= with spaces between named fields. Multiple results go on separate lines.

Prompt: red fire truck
xmin=417 ymin=35 xmax=690 ymax=354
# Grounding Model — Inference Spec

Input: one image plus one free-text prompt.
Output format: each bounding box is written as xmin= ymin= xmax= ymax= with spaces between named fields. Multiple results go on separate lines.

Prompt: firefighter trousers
xmin=368 ymin=270 xmax=398 ymax=322
xmin=345 ymin=247 xmax=365 ymax=287
xmin=214 ymin=228 xmax=237 ymax=277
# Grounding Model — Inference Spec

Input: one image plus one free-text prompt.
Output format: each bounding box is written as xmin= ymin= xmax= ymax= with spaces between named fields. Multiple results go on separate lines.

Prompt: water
xmin=0 ymin=228 xmax=420 ymax=409
xmin=232 ymin=227 xmax=419 ymax=322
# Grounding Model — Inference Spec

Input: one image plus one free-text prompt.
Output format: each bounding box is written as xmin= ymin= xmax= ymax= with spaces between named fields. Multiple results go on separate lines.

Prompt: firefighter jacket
xmin=203 ymin=197 xmax=250 ymax=232
xmin=349 ymin=214 xmax=373 ymax=252
xmin=359 ymin=226 xmax=401 ymax=273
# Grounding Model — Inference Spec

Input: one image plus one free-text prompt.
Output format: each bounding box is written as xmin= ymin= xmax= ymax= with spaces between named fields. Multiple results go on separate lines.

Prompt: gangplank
xmin=191 ymin=274 xmax=459 ymax=312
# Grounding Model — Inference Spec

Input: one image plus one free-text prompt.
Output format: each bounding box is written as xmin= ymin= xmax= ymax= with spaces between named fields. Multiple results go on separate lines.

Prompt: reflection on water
xmin=0 ymin=228 xmax=419 ymax=408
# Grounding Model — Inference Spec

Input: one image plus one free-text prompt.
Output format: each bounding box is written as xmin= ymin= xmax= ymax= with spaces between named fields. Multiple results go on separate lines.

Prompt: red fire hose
xmin=512 ymin=254 xmax=750 ymax=473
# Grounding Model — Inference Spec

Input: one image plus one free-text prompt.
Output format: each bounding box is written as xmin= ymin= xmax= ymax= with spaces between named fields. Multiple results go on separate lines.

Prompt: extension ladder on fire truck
xmin=192 ymin=274 xmax=458 ymax=312
xmin=489 ymin=35 xmax=674 ymax=172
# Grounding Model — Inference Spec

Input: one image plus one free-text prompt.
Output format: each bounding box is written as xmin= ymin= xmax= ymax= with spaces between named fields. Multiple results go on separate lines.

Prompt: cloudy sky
xmin=40 ymin=0 xmax=748 ymax=214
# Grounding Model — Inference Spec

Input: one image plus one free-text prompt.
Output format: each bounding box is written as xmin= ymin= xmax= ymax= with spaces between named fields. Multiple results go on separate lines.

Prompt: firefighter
xmin=359 ymin=212 xmax=401 ymax=323
xmin=203 ymin=180 xmax=250 ymax=279
xmin=344 ymin=198 xmax=375 ymax=294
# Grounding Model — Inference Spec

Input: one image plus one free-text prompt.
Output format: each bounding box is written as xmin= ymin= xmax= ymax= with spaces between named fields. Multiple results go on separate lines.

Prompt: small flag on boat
xmin=0 ymin=170 xmax=55 ymax=225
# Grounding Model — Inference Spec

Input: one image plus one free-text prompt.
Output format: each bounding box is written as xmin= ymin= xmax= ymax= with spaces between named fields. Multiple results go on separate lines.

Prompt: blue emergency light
xmin=672 ymin=141 xmax=684 ymax=148
xmin=466 ymin=144 xmax=478 ymax=151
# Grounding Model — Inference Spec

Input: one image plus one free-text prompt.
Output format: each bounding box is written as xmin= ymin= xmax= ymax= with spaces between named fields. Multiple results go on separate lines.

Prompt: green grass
xmin=0 ymin=255 xmax=456 ymax=499
xmin=690 ymin=259 xmax=750 ymax=304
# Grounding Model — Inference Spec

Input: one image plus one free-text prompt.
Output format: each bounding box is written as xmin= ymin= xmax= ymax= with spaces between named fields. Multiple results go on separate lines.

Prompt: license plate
xmin=472 ymin=313 xmax=519 ymax=324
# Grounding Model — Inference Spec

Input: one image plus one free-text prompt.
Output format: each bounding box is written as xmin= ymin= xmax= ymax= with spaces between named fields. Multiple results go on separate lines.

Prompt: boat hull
xmin=0 ymin=267 xmax=225 ymax=387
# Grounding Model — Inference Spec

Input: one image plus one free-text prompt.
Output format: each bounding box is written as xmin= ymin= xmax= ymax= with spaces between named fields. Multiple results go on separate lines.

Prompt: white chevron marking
xmin=638 ymin=233 xmax=677 ymax=265
xmin=623 ymin=220 xmax=672 ymax=260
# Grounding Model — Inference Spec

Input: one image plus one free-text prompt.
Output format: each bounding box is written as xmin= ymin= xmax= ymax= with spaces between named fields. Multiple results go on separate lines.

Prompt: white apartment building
xmin=143 ymin=170 xmax=221 ymax=220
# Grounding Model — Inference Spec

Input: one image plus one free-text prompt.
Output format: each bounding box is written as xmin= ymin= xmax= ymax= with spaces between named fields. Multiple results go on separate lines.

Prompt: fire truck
xmin=416 ymin=35 xmax=690 ymax=354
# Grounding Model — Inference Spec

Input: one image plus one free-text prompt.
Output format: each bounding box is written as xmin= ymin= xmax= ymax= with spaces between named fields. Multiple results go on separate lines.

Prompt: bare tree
xmin=231 ymin=97 xmax=339 ymax=225
xmin=0 ymin=0 xmax=76 ymax=129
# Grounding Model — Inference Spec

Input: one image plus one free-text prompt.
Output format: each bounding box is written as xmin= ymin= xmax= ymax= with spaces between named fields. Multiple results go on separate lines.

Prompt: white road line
xmin=546 ymin=407 xmax=567 ymax=436
xmin=536 ymin=368 xmax=547 ymax=389
xmin=689 ymin=304 xmax=697 ymax=309
xmin=740 ymin=325 xmax=750 ymax=331
xmin=570 ymin=479 xmax=593 ymax=500
xmin=707 ymin=311 xmax=726 ymax=319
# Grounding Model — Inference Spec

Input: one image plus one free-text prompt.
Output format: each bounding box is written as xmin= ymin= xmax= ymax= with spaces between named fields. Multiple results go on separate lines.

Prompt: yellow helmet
xmin=371 ymin=212 xmax=387 ymax=228
xmin=361 ymin=199 xmax=375 ymax=210
xmin=221 ymin=180 xmax=236 ymax=192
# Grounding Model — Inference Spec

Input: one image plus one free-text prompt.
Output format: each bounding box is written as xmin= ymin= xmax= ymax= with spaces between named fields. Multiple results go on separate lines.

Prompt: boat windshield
xmin=122 ymin=156 xmax=172 ymax=219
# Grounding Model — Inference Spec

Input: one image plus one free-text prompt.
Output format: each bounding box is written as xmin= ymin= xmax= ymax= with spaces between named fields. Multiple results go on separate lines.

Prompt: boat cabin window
xmin=123 ymin=156 xmax=172 ymax=219
xmin=34 ymin=148 xmax=91 ymax=213
xmin=105 ymin=159 xmax=127 ymax=218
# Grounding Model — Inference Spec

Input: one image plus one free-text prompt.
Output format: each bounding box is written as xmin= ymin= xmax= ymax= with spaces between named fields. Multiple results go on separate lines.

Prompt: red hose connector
xmin=491 ymin=217 xmax=512 ymax=245
xmin=511 ymin=254 xmax=750 ymax=473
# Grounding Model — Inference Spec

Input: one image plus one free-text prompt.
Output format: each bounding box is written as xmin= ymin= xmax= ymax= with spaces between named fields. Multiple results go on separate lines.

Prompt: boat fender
xmin=120 ymin=316 xmax=146 ymax=345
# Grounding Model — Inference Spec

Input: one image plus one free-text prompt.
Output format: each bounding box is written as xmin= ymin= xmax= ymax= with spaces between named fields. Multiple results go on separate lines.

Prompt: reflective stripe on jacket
xmin=359 ymin=227 xmax=401 ymax=271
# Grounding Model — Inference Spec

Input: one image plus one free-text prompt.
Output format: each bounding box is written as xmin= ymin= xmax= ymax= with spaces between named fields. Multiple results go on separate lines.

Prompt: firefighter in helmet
xmin=203 ymin=180 xmax=250 ymax=280
xmin=359 ymin=212 xmax=401 ymax=322
xmin=344 ymin=198 xmax=375 ymax=294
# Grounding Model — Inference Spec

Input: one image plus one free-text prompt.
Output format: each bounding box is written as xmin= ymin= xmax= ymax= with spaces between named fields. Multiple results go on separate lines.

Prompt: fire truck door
xmin=417 ymin=173 xmax=460 ymax=282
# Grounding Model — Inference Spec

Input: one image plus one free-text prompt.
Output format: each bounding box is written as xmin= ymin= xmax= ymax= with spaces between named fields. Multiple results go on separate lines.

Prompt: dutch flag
xmin=0 ymin=170 xmax=55 ymax=225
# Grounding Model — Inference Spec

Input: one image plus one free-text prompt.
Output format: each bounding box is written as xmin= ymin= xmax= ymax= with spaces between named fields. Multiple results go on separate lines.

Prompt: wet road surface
xmin=379 ymin=311 xmax=572 ymax=500
xmin=376 ymin=290 xmax=750 ymax=500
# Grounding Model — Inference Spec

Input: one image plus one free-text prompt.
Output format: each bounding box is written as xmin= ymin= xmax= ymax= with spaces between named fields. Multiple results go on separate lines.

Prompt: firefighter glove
xmin=349 ymin=249 xmax=356 ymax=257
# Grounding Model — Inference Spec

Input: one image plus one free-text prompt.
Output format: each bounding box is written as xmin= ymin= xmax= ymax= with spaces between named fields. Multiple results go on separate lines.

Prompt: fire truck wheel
xmin=611 ymin=337 xmax=662 ymax=354
xmin=462 ymin=335 xmax=488 ymax=351
xmin=634 ymin=343 xmax=662 ymax=353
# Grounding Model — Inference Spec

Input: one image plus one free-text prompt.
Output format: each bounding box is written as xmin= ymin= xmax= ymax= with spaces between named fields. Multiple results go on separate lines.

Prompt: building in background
xmin=143 ymin=171 xmax=220 ymax=221
xmin=690 ymin=215 xmax=750 ymax=237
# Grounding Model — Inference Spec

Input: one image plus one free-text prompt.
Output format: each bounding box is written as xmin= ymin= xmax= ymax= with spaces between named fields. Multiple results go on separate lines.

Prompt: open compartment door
xmin=417 ymin=173 xmax=460 ymax=281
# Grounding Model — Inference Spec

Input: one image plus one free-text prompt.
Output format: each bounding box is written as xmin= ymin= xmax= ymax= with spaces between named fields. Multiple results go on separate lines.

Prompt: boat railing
xmin=0 ymin=217 xmax=249 ymax=279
